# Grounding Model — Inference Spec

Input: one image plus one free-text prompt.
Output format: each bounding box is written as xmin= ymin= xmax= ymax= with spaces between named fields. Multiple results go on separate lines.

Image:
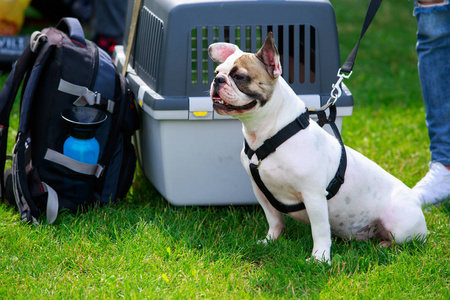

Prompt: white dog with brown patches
xmin=209 ymin=33 xmax=427 ymax=264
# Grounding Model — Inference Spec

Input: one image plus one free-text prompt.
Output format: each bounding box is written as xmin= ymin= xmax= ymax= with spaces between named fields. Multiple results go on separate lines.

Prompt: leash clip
xmin=327 ymin=68 xmax=352 ymax=105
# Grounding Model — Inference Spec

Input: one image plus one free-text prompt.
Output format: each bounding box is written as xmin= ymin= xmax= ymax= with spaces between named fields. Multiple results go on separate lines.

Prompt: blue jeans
xmin=93 ymin=0 xmax=127 ymax=43
xmin=414 ymin=1 xmax=450 ymax=166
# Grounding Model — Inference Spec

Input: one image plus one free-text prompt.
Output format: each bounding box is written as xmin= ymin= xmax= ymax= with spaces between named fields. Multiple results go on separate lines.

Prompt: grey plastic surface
xmin=134 ymin=112 xmax=257 ymax=206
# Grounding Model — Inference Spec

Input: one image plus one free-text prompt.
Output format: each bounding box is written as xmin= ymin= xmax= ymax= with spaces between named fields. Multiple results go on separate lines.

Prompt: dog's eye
xmin=233 ymin=74 xmax=245 ymax=81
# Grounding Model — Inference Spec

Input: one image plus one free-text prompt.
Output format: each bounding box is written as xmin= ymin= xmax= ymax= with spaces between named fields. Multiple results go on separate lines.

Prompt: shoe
xmin=413 ymin=162 xmax=450 ymax=206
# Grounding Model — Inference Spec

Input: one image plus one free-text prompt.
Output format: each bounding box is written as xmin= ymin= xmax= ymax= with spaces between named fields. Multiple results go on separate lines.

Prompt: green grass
xmin=1 ymin=0 xmax=449 ymax=299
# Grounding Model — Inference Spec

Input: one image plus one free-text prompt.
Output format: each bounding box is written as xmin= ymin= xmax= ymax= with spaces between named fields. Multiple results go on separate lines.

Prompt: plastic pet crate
xmin=113 ymin=0 xmax=353 ymax=206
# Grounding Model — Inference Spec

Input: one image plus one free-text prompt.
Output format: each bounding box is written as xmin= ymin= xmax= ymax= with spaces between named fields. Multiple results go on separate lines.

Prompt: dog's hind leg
xmin=378 ymin=191 xmax=427 ymax=245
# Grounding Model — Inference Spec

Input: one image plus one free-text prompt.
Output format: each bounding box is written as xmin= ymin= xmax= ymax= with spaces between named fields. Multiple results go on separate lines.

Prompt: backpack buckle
xmin=30 ymin=32 xmax=48 ymax=53
xmin=95 ymin=165 xmax=105 ymax=178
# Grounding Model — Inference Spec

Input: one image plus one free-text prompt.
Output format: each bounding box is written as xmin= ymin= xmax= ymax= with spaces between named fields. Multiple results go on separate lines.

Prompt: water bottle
xmin=61 ymin=107 xmax=107 ymax=164
xmin=63 ymin=135 xmax=100 ymax=165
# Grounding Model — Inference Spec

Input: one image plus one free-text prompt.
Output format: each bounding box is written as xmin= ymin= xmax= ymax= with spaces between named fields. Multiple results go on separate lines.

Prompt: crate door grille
xmin=135 ymin=7 xmax=164 ymax=88
xmin=189 ymin=24 xmax=318 ymax=94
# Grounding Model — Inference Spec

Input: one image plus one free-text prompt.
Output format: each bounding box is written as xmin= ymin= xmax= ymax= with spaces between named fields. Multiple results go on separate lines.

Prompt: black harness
xmin=244 ymin=103 xmax=347 ymax=214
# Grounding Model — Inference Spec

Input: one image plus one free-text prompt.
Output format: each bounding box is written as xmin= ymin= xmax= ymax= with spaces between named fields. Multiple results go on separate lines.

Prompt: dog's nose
xmin=214 ymin=76 xmax=226 ymax=84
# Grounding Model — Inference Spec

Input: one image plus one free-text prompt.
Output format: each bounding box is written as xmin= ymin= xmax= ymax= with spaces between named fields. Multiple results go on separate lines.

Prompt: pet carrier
xmin=113 ymin=0 xmax=353 ymax=206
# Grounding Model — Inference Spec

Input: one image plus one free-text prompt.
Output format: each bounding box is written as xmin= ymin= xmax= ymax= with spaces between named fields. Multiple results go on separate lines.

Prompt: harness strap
xmin=245 ymin=111 xmax=310 ymax=161
xmin=249 ymin=163 xmax=306 ymax=213
xmin=309 ymin=104 xmax=347 ymax=200
xmin=245 ymin=106 xmax=347 ymax=214
xmin=245 ymin=110 xmax=310 ymax=213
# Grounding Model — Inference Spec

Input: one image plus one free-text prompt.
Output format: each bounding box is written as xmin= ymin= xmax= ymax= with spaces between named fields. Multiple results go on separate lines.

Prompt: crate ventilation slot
xmin=135 ymin=7 xmax=164 ymax=85
xmin=190 ymin=25 xmax=317 ymax=87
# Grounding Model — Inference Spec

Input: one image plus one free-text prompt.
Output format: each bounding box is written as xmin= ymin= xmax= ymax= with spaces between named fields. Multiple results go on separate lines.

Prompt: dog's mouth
xmin=211 ymin=93 xmax=258 ymax=113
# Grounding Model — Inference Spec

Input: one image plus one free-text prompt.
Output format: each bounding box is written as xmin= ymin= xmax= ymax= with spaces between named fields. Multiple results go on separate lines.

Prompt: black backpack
xmin=0 ymin=18 xmax=138 ymax=225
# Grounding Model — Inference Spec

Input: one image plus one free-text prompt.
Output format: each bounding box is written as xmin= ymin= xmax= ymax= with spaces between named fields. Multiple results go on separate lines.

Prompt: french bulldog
xmin=208 ymin=33 xmax=427 ymax=264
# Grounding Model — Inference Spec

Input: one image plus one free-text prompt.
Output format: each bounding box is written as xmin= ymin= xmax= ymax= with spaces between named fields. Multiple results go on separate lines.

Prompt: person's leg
xmin=412 ymin=1 xmax=450 ymax=205
xmin=92 ymin=0 xmax=127 ymax=54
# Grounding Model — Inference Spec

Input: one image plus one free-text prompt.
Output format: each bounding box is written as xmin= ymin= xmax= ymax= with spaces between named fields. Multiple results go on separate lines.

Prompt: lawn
xmin=0 ymin=0 xmax=449 ymax=299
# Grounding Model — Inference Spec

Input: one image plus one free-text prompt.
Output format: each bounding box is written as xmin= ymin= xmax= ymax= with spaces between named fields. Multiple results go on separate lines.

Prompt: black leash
xmin=341 ymin=0 xmax=383 ymax=74
xmin=244 ymin=0 xmax=382 ymax=214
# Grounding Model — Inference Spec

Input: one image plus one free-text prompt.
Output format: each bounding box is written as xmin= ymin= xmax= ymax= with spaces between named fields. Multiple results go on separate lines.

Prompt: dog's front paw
xmin=257 ymin=236 xmax=272 ymax=245
xmin=307 ymin=250 xmax=331 ymax=266
xmin=306 ymin=256 xmax=332 ymax=266
xmin=257 ymin=228 xmax=284 ymax=245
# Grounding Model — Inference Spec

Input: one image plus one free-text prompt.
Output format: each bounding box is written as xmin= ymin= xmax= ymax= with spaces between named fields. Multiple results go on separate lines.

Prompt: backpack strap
xmin=0 ymin=35 xmax=54 ymax=223
xmin=18 ymin=43 xmax=54 ymax=134
xmin=44 ymin=149 xmax=104 ymax=177
xmin=0 ymin=46 xmax=38 ymax=198
xmin=41 ymin=182 xmax=59 ymax=224
xmin=11 ymin=136 xmax=40 ymax=225
xmin=57 ymin=79 xmax=115 ymax=113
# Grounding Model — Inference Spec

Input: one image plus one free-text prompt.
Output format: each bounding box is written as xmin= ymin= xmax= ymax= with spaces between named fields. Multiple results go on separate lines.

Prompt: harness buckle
xmin=336 ymin=172 xmax=345 ymax=184
xmin=308 ymin=107 xmax=328 ymax=127
xmin=295 ymin=112 xmax=310 ymax=129
xmin=258 ymin=141 xmax=275 ymax=161
xmin=250 ymin=160 xmax=262 ymax=170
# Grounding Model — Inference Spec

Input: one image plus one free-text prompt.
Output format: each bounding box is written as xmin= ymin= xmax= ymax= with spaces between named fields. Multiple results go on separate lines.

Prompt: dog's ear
xmin=256 ymin=32 xmax=282 ymax=78
xmin=208 ymin=43 xmax=241 ymax=63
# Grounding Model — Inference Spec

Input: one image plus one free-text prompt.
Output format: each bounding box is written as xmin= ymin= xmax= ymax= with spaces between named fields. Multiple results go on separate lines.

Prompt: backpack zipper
xmin=88 ymin=41 xmax=99 ymax=91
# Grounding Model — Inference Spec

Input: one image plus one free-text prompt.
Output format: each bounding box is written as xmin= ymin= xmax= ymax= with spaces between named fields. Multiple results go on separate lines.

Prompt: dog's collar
xmin=244 ymin=106 xmax=347 ymax=214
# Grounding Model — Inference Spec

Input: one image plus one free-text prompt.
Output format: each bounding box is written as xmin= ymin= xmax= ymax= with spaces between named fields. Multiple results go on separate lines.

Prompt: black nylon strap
xmin=250 ymin=162 xmax=306 ymax=213
xmin=245 ymin=110 xmax=310 ymax=214
xmin=0 ymin=46 xmax=38 ymax=199
xmin=245 ymin=111 xmax=310 ymax=161
xmin=309 ymin=105 xmax=347 ymax=200
xmin=341 ymin=0 xmax=383 ymax=73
